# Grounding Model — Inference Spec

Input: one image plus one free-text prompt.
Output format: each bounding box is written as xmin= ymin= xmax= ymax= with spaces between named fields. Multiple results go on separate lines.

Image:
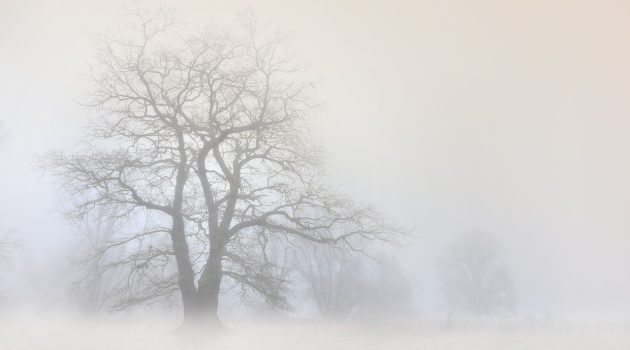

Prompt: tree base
xmin=176 ymin=314 xmax=226 ymax=335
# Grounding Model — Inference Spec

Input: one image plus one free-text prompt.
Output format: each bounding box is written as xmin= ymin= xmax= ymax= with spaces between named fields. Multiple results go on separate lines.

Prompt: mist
xmin=1 ymin=0 xmax=630 ymax=348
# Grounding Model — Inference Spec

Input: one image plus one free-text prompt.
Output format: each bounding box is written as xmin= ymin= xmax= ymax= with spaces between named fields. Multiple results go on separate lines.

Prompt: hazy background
xmin=1 ymin=0 xmax=630 ymax=320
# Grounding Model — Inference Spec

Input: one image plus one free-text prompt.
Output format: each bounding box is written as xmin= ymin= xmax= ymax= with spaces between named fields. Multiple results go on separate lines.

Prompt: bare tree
xmin=67 ymin=206 xmax=139 ymax=314
xmin=295 ymin=242 xmax=371 ymax=320
xmin=0 ymin=123 xmax=19 ymax=286
xmin=0 ymin=231 xmax=18 ymax=304
xmin=296 ymin=247 xmax=413 ymax=322
xmin=437 ymin=231 xmax=516 ymax=319
xmin=47 ymin=7 xmax=398 ymax=326
xmin=0 ymin=127 xmax=25 ymax=296
xmin=0 ymin=232 xmax=18 ymax=279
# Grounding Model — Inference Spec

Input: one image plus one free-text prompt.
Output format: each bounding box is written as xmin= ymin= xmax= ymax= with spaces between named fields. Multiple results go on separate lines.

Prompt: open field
xmin=2 ymin=314 xmax=629 ymax=350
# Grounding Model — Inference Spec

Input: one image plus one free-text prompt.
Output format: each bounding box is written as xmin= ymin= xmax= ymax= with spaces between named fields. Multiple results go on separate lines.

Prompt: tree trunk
xmin=170 ymin=215 xmax=199 ymax=324
xmin=194 ymin=245 xmax=224 ymax=325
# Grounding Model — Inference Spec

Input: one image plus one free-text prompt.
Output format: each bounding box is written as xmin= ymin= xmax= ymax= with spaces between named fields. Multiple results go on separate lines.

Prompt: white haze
xmin=1 ymin=0 xmax=630 ymax=347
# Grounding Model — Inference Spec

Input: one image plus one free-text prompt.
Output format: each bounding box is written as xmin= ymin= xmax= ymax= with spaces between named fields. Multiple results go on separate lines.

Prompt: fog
xmin=1 ymin=0 xmax=630 ymax=348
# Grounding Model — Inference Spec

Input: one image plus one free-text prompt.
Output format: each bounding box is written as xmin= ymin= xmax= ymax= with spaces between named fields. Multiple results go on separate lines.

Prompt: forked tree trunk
xmin=177 ymin=243 xmax=224 ymax=328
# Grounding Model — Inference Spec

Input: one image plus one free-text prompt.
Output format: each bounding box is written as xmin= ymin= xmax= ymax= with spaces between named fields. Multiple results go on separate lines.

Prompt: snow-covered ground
xmin=2 ymin=313 xmax=629 ymax=350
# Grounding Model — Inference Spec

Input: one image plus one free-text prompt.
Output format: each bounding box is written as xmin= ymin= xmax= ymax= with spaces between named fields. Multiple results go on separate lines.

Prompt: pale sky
xmin=2 ymin=0 xmax=630 ymax=318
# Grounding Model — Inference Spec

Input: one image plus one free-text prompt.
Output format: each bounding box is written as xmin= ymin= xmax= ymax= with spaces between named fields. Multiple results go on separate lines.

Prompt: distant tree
xmin=295 ymin=246 xmax=413 ymax=322
xmin=0 ymin=124 xmax=18 ymax=283
xmin=67 ymin=206 xmax=163 ymax=314
xmin=353 ymin=254 xmax=413 ymax=321
xmin=437 ymin=231 xmax=515 ymax=319
xmin=0 ymin=232 xmax=18 ymax=279
xmin=295 ymin=243 xmax=371 ymax=320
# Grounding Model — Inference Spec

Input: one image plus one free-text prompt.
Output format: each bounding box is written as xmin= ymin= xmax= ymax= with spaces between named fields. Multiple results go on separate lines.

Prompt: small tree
xmin=67 ymin=206 xmax=149 ymax=314
xmin=295 ymin=246 xmax=413 ymax=322
xmin=295 ymin=243 xmax=371 ymax=320
xmin=438 ymin=231 xmax=515 ymax=319
xmin=0 ymin=232 xmax=18 ymax=278
xmin=0 ymin=123 xmax=19 ymax=286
